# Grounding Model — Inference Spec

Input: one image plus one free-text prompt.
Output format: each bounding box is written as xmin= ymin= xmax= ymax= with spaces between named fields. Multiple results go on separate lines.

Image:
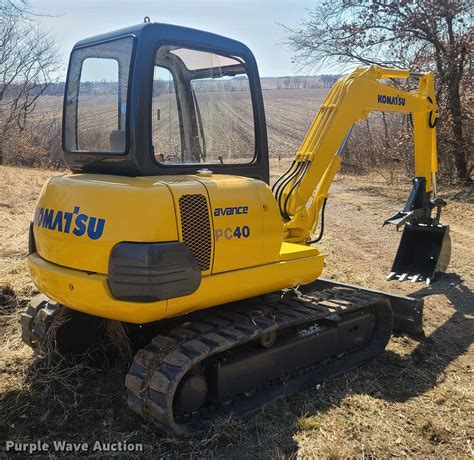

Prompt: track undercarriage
xmin=21 ymin=281 xmax=424 ymax=436
xmin=125 ymin=285 xmax=394 ymax=435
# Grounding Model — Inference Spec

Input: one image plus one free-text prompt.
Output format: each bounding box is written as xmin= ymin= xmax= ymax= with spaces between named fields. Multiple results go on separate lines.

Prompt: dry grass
xmin=0 ymin=166 xmax=64 ymax=296
xmin=1 ymin=164 xmax=473 ymax=458
xmin=104 ymin=320 xmax=133 ymax=361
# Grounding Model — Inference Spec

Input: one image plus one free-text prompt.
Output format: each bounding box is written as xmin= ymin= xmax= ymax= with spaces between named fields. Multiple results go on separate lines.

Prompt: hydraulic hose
xmin=275 ymin=161 xmax=305 ymax=219
xmin=272 ymin=160 xmax=295 ymax=193
xmin=282 ymin=160 xmax=310 ymax=220
xmin=307 ymin=198 xmax=328 ymax=244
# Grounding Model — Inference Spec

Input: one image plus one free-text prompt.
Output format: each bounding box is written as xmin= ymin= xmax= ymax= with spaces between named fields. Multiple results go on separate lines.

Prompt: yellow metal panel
xmin=254 ymin=180 xmax=283 ymax=263
xmin=33 ymin=174 xmax=177 ymax=274
xmin=279 ymin=242 xmax=320 ymax=261
xmin=166 ymin=252 xmax=324 ymax=318
xmin=29 ymin=250 xmax=325 ymax=323
xmin=28 ymin=253 xmax=167 ymax=323
xmin=198 ymin=175 xmax=268 ymax=273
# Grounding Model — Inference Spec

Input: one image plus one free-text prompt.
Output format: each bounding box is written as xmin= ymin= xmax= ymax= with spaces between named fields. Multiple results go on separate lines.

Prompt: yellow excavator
xmin=22 ymin=21 xmax=451 ymax=435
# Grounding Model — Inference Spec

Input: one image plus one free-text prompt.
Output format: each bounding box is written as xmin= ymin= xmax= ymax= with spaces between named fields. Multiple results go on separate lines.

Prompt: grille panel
xmin=178 ymin=194 xmax=212 ymax=271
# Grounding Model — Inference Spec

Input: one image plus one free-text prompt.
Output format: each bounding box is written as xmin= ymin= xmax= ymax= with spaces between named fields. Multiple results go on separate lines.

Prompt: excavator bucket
xmin=388 ymin=223 xmax=451 ymax=284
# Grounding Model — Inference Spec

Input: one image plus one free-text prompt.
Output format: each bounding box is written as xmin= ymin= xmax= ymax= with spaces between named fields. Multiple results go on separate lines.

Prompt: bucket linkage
xmin=384 ymin=177 xmax=451 ymax=285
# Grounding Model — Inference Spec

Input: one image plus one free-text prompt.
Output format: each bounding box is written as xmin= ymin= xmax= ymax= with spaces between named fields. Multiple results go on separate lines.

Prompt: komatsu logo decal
xmin=377 ymin=94 xmax=405 ymax=106
xmin=214 ymin=206 xmax=249 ymax=216
xmin=34 ymin=206 xmax=106 ymax=240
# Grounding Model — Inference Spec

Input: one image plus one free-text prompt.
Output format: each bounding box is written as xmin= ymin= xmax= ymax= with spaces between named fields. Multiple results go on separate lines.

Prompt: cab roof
xmin=73 ymin=21 xmax=252 ymax=57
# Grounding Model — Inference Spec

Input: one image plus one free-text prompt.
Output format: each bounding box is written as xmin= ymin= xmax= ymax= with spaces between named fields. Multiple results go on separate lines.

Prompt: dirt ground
xmin=0 ymin=164 xmax=473 ymax=458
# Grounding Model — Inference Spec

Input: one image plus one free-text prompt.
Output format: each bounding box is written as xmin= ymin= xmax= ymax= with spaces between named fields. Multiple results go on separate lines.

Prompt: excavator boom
xmin=274 ymin=65 xmax=449 ymax=283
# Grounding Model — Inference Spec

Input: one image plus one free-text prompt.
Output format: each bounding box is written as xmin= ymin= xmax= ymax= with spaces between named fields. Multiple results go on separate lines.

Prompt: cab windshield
xmin=152 ymin=44 xmax=255 ymax=165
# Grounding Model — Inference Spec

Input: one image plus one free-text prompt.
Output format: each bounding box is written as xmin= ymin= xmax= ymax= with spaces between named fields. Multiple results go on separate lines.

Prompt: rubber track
xmin=20 ymin=294 xmax=60 ymax=353
xmin=125 ymin=286 xmax=393 ymax=435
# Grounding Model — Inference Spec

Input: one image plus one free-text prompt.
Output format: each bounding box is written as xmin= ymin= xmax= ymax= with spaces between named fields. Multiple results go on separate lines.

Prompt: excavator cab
xmin=62 ymin=21 xmax=269 ymax=181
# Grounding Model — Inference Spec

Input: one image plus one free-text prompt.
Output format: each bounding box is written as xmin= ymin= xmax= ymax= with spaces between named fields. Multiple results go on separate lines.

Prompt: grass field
xmin=23 ymin=88 xmax=329 ymax=157
xmin=1 ymin=87 xmax=473 ymax=458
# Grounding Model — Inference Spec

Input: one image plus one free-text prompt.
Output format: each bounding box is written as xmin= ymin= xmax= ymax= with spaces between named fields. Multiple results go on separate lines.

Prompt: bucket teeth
xmin=386 ymin=271 xmax=425 ymax=283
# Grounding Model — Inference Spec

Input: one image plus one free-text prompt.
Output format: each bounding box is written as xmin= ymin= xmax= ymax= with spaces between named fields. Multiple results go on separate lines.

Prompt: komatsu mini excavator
xmin=22 ymin=21 xmax=451 ymax=435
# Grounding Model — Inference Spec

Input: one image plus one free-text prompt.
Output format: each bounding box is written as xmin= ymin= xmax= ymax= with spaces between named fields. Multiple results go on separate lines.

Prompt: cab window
xmin=64 ymin=37 xmax=133 ymax=154
xmin=152 ymin=45 xmax=255 ymax=165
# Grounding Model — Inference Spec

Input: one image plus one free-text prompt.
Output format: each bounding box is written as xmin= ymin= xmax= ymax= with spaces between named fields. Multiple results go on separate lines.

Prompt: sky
xmin=30 ymin=0 xmax=320 ymax=78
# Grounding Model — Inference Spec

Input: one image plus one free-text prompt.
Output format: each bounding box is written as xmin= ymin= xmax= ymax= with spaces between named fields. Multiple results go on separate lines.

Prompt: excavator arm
xmin=273 ymin=65 xmax=449 ymax=283
xmin=274 ymin=65 xmax=438 ymax=242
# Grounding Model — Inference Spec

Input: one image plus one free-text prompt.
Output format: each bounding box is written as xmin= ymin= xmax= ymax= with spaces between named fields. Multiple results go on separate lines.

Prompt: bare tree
xmin=0 ymin=0 xmax=61 ymax=164
xmin=287 ymin=0 xmax=472 ymax=183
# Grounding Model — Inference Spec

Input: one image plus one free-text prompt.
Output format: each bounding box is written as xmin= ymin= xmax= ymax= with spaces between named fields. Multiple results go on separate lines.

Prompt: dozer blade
xmin=311 ymin=278 xmax=424 ymax=335
xmin=388 ymin=223 xmax=451 ymax=284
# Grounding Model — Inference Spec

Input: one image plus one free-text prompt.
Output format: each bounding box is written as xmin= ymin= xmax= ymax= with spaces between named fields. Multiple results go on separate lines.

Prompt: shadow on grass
xmin=0 ymin=273 xmax=471 ymax=458
xmin=371 ymin=272 xmax=472 ymax=402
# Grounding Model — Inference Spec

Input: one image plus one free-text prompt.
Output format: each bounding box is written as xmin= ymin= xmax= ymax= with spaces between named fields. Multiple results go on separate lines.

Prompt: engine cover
xmin=31 ymin=173 xmax=283 ymax=276
xmin=29 ymin=172 xmax=324 ymax=322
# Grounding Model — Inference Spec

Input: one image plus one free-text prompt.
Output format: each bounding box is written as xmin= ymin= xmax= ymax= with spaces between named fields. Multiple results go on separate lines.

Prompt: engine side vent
xmin=178 ymin=194 xmax=212 ymax=271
